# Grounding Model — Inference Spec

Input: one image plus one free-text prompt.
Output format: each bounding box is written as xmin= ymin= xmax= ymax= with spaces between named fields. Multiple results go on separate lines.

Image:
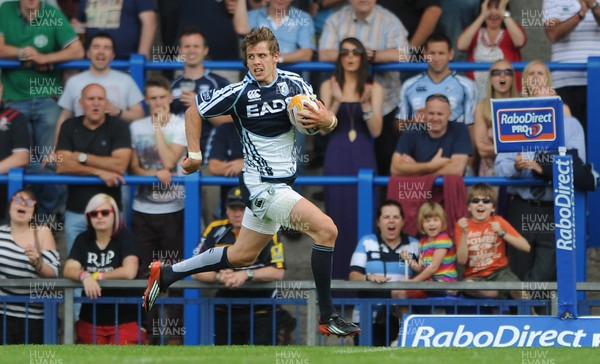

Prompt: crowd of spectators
xmin=0 ymin=0 xmax=597 ymax=346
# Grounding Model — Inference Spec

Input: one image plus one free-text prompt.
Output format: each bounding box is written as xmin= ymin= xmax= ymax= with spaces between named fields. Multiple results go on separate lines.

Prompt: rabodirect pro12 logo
xmin=495 ymin=107 xmax=556 ymax=142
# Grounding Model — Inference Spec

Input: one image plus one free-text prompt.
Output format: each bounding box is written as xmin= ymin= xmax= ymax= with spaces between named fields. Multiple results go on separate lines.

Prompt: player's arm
xmin=182 ymin=105 xmax=203 ymax=174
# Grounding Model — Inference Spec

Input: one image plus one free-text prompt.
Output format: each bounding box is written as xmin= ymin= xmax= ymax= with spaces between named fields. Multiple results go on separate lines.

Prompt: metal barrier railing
xmin=3 ymin=279 xmax=600 ymax=345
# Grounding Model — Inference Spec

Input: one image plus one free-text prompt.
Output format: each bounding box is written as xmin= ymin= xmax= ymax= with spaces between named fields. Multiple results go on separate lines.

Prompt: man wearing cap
xmin=191 ymin=186 xmax=288 ymax=345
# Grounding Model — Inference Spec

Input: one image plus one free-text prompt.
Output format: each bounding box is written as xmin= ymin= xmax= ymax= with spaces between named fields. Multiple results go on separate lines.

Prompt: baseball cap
xmin=226 ymin=187 xmax=245 ymax=208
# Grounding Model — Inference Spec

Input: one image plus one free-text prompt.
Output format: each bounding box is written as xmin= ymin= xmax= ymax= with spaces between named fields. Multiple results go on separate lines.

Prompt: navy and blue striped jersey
xmin=197 ymin=69 xmax=313 ymax=178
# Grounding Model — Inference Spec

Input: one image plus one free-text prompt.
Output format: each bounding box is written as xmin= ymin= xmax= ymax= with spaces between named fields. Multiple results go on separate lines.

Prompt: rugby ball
xmin=287 ymin=94 xmax=321 ymax=135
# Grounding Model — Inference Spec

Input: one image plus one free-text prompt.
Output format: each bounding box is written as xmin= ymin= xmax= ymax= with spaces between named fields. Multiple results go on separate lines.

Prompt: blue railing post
xmin=357 ymin=169 xmax=375 ymax=240
xmin=575 ymin=191 xmax=587 ymax=301
xmin=129 ymin=54 xmax=146 ymax=92
xmin=586 ymin=56 xmax=600 ymax=247
xmin=8 ymin=168 xmax=25 ymax=198
xmin=183 ymin=172 xmax=201 ymax=345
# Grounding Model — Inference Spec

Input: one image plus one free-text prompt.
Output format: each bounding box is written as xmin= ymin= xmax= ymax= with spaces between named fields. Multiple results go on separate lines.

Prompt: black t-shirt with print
xmin=68 ymin=229 xmax=140 ymax=325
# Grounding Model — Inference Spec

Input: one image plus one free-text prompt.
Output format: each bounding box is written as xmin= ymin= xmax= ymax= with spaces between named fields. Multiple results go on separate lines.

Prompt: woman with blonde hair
xmin=521 ymin=59 xmax=572 ymax=117
xmin=473 ymin=59 xmax=519 ymax=176
xmin=0 ymin=189 xmax=59 ymax=344
xmin=63 ymin=193 xmax=143 ymax=344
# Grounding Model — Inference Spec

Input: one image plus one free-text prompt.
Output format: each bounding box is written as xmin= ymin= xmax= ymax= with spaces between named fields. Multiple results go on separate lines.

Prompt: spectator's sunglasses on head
xmin=490 ymin=69 xmax=514 ymax=77
xmin=425 ymin=93 xmax=450 ymax=104
xmin=12 ymin=196 xmax=36 ymax=207
xmin=340 ymin=48 xmax=364 ymax=56
xmin=469 ymin=197 xmax=493 ymax=204
xmin=87 ymin=209 xmax=114 ymax=218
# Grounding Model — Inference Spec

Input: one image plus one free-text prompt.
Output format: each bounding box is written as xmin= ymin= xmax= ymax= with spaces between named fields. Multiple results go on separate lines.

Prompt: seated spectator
xmin=349 ymin=200 xmax=419 ymax=346
xmin=0 ymin=82 xmax=30 ymax=222
xmin=390 ymin=94 xmax=473 ymax=177
xmin=63 ymin=193 xmax=143 ymax=345
xmin=321 ymin=37 xmax=383 ymax=278
xmin=191 ymin=187 xmax=288 ymax=345
xmin=494 ymin=60 xmax=586 ymax=283
xmin=457 ymin=0 xmax=526 ymax=99
xmin=0 ymin=189 xmax=60 ymax=344
xmin=474 ymin=59 xmax=519 ymax=176
xmin=403 ymin=202 xmax=457 ymax=295
xmin=73 ymin=0 xmax=157 ymax=59
xmin=234 ymin=0 xmax=315 ymax=63
xmin=455 ymin=183 xmax=530 ymax=299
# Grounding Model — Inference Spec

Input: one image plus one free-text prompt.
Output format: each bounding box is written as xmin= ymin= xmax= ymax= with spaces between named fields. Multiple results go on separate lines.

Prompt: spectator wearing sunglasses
xmin=455 ymin=183 xmax=530 ymax=299
xmin=0 ymin=189 xmax=60 ymax=344
xmin=473 ymin=59 xmax=519 ymax=177
xmin=391 ymin=93 xmax=473 ymax=176
xmin=457 ymin=0 xmax=526 ymax=99
xmin=63 ymin=193 xmax=143 ymax=345
xmin=320 ymin=37 xmax=383 ymax=279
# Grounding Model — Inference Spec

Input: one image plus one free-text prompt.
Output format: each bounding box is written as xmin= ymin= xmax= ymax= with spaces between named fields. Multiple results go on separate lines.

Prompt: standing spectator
xmin=349 ymin=200 xmax=419 ymax=346
xmin=129 ymin=77 xmax=186 ymax=344
xmin=192 ymin=186 xmax=287 ymax=345
xmin=391 ymin=94 xmax=473 ymax=177
xmin=73 ymin=0 xmax=156 ymax=60
xmin=176 ymin=0 xmax=243 ymax=83
xmin=0 ymin=0 xmax=84 ymax=153
xmin=0 ymin=189 xmax=60 ymax=344
xmin=170 ymin=27 xmax=232 ymax=226
xmin=308 ymin=0 xmax=346 ymax=44
xmin=457 ymin=0 xmax=526 ymax=99
xmin=56 ymin=32 xmax=144 ymax=137
xmin=319 ymin=0 xmax=409 ymax=176
xmin=378 ymin=0 xmax=442 ymax=49
xmin=207 ymin=122 xmax=244 ymax=219
xmin=320 ymin=37 xmax=383 ymax=278
xmin=56 ymin=83 xmax=132 ymax=253
xmin=234 ymin=0 xmax=315 ymax=63
xmin=0 ymin=82 xmax=30 ymax=222
xmin=63 ymin=193 xmax=143 ymax=345
xmin=438 ymin=0 xmax=480 ymax=61
xmin=543 ymin=0 xmax=600 ymax=131
xmin=405 ymin=202 xmax=457 ymax=289
xmin=494 ymin=60 xmax=586 ymax=282
xmin=473 ymin=59 xmax=519 ymax=177
xmin=456 ymin=183 xmax=530 ymax=299
xmin=396 ymin=34 xmax=478 ymax=131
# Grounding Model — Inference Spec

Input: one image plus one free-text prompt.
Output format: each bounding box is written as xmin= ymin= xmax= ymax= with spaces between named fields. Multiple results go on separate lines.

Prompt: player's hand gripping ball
xmin=287 ymin=94 xmax=321 ymax=135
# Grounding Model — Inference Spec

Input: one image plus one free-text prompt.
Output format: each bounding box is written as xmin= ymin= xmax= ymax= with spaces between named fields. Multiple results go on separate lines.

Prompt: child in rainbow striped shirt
xmin=402 ymin=202 xmax=457 ymax=296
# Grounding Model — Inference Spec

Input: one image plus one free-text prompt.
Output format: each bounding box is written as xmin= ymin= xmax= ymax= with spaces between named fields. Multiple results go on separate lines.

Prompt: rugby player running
xmin=143 ymin=27 xmax=361 ymax=338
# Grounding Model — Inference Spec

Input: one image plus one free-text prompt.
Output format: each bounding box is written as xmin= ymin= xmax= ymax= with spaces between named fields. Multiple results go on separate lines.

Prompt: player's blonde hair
xmin=241 ymin=27 xmax=280 ymax=69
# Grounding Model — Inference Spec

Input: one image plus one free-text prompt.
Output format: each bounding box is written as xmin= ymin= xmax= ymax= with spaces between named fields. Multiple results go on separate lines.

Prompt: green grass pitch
xmin=2 ymin=345 xmax=599 ymax=364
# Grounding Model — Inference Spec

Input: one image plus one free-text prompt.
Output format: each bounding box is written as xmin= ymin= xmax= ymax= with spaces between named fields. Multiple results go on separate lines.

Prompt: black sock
xmin=161 ymin=246 xmax=232 ymax=289
xmin=311 ymin=243 xmax=336 ymax=321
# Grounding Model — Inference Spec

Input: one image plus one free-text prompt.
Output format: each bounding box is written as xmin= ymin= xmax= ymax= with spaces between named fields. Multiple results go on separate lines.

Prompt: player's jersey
xmin=197 ymin=69 xmax=312 ymax=178
xmin=396 ymin=71 xmax=477 ymax=125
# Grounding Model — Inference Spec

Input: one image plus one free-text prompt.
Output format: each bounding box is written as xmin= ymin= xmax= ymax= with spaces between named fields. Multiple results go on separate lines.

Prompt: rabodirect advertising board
xmin=491 ymin=97 xmax=564 ymax=153
xmin=401 ymin=315 xmax=600 ymax=347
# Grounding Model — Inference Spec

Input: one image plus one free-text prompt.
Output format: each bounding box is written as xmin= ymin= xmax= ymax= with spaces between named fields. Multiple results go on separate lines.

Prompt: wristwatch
xmin=591 ymin=2 xmax=599 ymax=11
xmin=246 ymin=269 xmax=254 ymax=281
xmin=499 ymin=230 xmax=507 ymax=238
xmin=503 ymin=11 xmax=511 ymax=18
xmin=78 ymin=152 xmax=88 ymax=164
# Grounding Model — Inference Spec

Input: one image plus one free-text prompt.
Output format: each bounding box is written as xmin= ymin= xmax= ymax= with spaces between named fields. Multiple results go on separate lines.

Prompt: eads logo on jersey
xmin=495 ymin=107 xmax=556 ymax=142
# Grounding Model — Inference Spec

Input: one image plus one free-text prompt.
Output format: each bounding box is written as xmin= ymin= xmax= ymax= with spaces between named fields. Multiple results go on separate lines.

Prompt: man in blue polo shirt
xmin=391 ymin=93 xmax=472 ymax=176
xmin=396 ymin=34 xmax=477 ymax=129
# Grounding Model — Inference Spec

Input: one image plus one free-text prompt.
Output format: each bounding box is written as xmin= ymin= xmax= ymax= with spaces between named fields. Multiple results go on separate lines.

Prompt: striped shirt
xmin=197 ymin=69 xmax=312 ymax=178
xmin=543 ymin=0 xmax=600 ymax=88
xmin=419 ymin=232 xmax=457 ymax=282
xmin=396 ymin=71 xmax=478 ymax=125
xmin=319 ymin=4 xmax=409 ymax=115
xmin=0 ymin=225 xmax=60 ymax=319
